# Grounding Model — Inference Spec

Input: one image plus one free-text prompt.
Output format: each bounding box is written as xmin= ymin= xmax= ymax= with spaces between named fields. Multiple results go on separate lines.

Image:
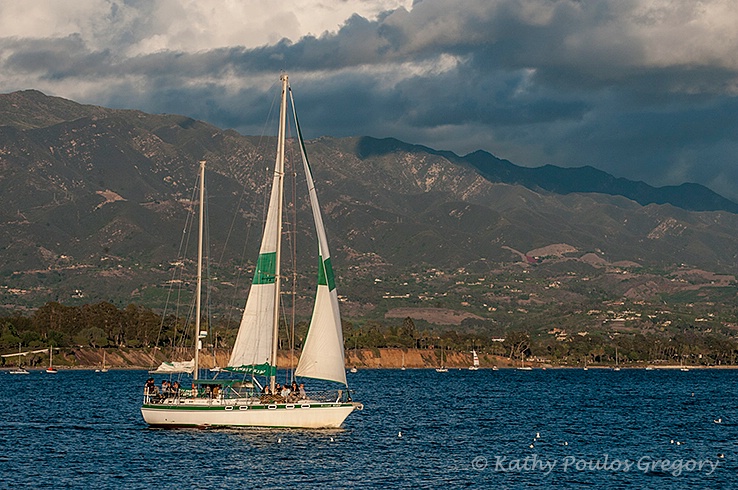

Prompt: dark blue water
xmin=1 ymin=368 xmax=736 ymax=489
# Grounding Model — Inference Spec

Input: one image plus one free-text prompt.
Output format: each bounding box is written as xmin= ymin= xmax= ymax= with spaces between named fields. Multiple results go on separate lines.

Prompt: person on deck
xmin=145 ymin=378 xmax=160 ymax=402
xmin=161 ymin=380 xmax=170 ymax=399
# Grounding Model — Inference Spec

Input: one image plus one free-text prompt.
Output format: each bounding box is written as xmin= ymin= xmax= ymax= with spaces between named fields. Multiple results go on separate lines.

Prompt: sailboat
xmin=468 ymin=350 xmax=480 ymax=370
xmin=680 ymin=357 xmax=690 ymax=372
xmin=45 ymin=346 xmax=58 ymax=373
xmin=96 ymin=351 xmax=108 ymax=372
xmin=8 ymin=343 xmax=30 ymax=375
xmin=435 ymin=349 xmax=448 ymax=372
xmin=517 ymin=354 xmax=532 ymax=371
xmin=401 ymin=351 xmax=406 ymax=371
xmin=141 ymin=75 xmax=361 ymax=428
xmin=613 ymin=346 xmax=621 ymax=371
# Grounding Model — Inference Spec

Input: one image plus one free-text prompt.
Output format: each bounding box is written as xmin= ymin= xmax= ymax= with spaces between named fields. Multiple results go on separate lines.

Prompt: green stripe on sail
xmin=223 ymin=363 xmax=277 ymax=376
xmin=317 ymin=255 xmax=336 ymax=290
xmin=253 ymin=252 xmax=277 ymax=284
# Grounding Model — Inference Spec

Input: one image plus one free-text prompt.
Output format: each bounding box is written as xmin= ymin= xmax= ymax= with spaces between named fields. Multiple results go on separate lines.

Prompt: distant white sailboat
xmin=468 ymin=350 xmax=480 ymax=370
xmin=5 ymin=343 xmax=33 ymax=375
xmin=517 ymin=354 xmax=532 ymax=371
xmin=45 ymin=346 xmax=58 ymax=374
xmin=141 ymin=75 xmax=361 ymax=429
xmin=401 ymin=351 xmax=406 ymax=371
xmin=613 ymin=346 xmax=621 ymax=371
xmin=96 ymin=351 xmax=108 ymax=372
xmin=436 ymin=349 xmax=448 ymax=372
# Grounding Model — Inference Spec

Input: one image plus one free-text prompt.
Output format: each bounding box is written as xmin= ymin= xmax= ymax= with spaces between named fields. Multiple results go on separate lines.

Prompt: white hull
xmin=142 ymin=399 xmax=360 ymax=429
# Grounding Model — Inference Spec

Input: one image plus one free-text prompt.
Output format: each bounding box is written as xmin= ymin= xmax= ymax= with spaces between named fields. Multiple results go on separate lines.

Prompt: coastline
xmin=2 ymin=346 xmax=736 ymax=370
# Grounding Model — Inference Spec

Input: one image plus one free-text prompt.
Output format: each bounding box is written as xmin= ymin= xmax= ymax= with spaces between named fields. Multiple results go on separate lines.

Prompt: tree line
xmin=1 ymin=301 xmax=184 ymax=352
xmin=2 ymin=301 xmax=737 ymax=367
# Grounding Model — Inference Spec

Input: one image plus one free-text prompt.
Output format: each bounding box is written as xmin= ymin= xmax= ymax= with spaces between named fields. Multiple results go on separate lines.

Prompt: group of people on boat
xmin=144 ymin=377 xmax=310 ymax=404
xmin=261 ymin=381 xmax=306 ymax=403
xmin=144 ymin=378 xmax=181 ymax=402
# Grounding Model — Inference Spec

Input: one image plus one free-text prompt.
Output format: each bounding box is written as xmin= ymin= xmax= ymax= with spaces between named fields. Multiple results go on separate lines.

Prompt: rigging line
xmin=217 ymin=77 xmax=281 ymax=267
xmin=177 ymin=167 xmax=210 ymax=358
xmin=204 ymin=183 xmax=214 ymax=368
xmin=285 ymin=108 xmax=299 ymax=383
xmin=173 ymin=177 xmax=200 ymax=351
xmin=279 ymin=292 xmax=291 ymax=385
xmin=216 ymin=81 xmax=282 ymax=339
xmin=153 ymin=167 xmax=200 ymax=362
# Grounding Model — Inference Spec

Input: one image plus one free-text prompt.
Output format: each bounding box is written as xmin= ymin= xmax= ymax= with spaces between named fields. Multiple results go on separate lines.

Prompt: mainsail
xmin=227 ymin=78 xmax=288 ymax=376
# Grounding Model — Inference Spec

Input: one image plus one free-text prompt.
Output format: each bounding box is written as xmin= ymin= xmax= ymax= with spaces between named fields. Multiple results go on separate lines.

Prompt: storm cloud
xmin=1 ymin=0 xmax=737 ymax=199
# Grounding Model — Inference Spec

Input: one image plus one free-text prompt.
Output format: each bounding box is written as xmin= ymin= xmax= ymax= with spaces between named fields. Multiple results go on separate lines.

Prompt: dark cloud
xmin=1 ymin=0 xmax=737 ymax=200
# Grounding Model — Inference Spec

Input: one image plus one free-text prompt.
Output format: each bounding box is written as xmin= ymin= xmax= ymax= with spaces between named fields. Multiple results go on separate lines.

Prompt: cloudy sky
xmin=1 ymin=0 xmax=737 ymax=199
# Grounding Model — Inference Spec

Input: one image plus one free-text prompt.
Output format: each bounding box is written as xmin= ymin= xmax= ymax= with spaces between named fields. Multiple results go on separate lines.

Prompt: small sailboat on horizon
xmin=45 ymin=346 xmax=58 ymax=373
xmin=613 ymin=346 xmax=621 ymax=371
xmin=436 ymin=349 xmax=448 ymax=372
xmin=96 ymin=351 xmax=108 ymax=373
xmin=468 ymin=349 xmax=480 ymax=370
xmin=7 ymin=343 xmax=30 ymax=375
xmin=517 ymin=354 xmax=532 ymax=371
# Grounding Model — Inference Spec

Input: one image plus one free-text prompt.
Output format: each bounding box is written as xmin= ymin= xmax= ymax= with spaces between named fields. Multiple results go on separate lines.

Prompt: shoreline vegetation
xmin=3 ymin=347 xmax=737 ymax=371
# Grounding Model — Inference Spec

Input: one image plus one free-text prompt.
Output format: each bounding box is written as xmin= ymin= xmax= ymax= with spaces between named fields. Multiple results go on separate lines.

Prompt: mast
xmin=193 ymin=160 xmax=206 ymax=381
xmin=270 ymin=74 xmax=289 ymax=392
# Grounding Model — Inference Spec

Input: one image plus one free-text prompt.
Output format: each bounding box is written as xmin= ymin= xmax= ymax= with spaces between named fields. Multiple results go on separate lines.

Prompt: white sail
xmin=228 ymin=102 xmax=286 ymax=372
xmin=290 ymin=88 xmax=348 ymax=386
xmin=473 ymin=350 xmax=479 ymax=367
xmin=149 ymin=359 xmax=195 ymax=374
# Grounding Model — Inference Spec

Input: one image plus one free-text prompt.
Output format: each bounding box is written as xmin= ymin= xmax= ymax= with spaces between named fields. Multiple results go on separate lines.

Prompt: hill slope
xmin=1 ymin=90 xmax=738 ymax=320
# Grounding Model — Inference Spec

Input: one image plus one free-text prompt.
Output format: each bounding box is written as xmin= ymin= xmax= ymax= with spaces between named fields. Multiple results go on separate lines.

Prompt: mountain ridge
xmin=1 ymin=89 xmax=738 ymax=320
xmin=355 ymin=136 xmax=738 ymax=214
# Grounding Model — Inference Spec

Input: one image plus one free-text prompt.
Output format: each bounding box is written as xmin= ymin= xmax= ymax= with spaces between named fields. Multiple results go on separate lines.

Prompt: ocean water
xmin=1 ymin=368 xmax=736 ymax=489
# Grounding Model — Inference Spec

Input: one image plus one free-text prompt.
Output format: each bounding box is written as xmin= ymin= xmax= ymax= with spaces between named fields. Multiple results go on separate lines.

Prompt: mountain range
xmin=1 ymin=89 xmax=737 ymax=321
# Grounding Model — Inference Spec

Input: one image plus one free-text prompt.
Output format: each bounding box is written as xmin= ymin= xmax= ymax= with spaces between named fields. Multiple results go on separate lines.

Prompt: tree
xmin=504 ymin=331 xmax=530 ymax=361
xmin=74 ymin=327 xmax=109 ymax=348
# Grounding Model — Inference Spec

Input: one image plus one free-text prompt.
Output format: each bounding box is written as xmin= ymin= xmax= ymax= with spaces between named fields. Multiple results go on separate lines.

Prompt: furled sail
xmin=290 ymin=88 xmax=348 ymax=386
xmin=149 ymin=360 xmax=195 ymax=374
